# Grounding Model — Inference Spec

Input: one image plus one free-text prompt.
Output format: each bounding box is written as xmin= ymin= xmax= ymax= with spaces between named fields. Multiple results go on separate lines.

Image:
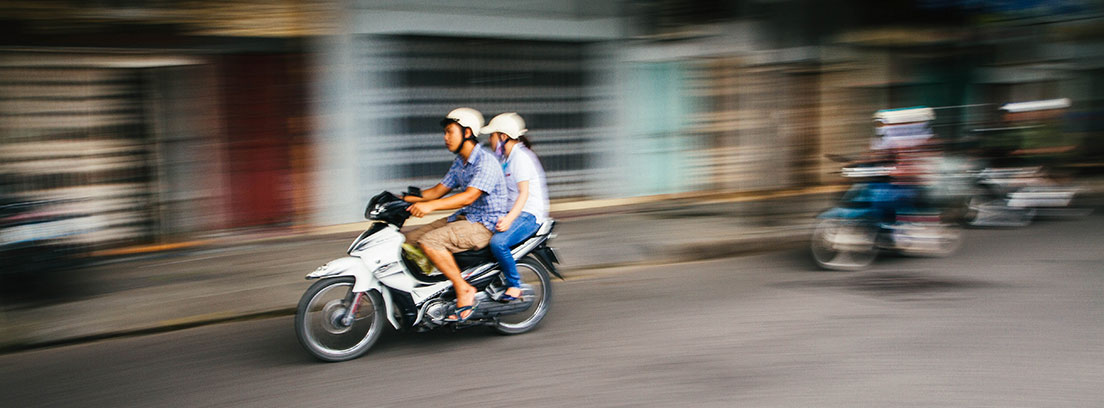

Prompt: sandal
xmin=497 ymin=287 xmax=523 ymax=303
xmin=445 ymin=299 xmax=480 ymax=322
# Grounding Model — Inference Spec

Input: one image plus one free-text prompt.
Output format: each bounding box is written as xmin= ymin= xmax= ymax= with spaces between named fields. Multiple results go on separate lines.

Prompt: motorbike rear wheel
xmin=810 ymin=218 xmax=878 ymax=271
xmin=295 ymin=277 xmax=385 ymax=362
xmin=926 ymin=224 xmax=963 ymax=257
xmin=494 ymin=256 xmax=553 ymax=335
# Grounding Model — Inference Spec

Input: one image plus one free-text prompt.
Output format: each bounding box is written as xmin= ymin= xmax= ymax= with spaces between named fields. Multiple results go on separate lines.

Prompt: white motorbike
xmin=295 ymin=189 xmax=560 ymax=362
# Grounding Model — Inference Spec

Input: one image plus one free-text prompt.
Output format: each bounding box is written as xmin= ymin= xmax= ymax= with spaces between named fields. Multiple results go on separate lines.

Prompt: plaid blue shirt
xmin=441 ymin=146 xmax=508 ymax=231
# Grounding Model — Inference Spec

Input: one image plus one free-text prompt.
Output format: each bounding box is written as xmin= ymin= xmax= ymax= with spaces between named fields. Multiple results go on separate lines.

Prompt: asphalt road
xmin=2 ymin=213 xmax=1102 ymax=407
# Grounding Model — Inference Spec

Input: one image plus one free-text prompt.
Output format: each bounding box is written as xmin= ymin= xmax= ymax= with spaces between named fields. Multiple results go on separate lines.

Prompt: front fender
xmin=306 ymin=257 xmax=401 ymax=330
xmin=307 ymin=257 xmax=382 ymax=293
xmin=307 ymin=257 xmax=366 ymax=279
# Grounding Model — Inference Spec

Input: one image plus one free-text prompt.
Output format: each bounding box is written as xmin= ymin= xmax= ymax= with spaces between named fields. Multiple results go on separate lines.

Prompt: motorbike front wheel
xmin=295 ymin=277 xmax=385 ymax=362
xmin=810 ymin=219 xmax=878 ymax=271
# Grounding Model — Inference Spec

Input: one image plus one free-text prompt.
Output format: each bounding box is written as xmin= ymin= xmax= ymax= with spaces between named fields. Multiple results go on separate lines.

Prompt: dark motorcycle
xmin=811 ymin=164 xmax=962 ymax=270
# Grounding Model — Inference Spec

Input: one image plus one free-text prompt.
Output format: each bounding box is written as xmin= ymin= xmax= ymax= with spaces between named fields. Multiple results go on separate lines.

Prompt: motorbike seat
xmin=452 ymin=220 xmax=555 ymax=271
xmin=453 ymin=248 xmax=496 ymax=270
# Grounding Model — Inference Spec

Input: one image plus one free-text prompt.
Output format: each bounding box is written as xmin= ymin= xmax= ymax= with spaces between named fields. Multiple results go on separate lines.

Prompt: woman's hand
xmin=495 ymin=215 xmax=516 ymax=232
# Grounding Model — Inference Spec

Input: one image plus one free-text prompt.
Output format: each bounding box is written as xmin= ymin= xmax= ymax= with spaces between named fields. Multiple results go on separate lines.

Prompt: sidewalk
xmin=4 ymin=174 xmax=1103 ymax=352
xmin=0 ymin=188 xmax=840 ymax=352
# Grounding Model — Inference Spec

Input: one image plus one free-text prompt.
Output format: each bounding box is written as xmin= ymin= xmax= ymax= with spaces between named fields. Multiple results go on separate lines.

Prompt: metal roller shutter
xmin=353 ymin=35 xmax=598 ymax=199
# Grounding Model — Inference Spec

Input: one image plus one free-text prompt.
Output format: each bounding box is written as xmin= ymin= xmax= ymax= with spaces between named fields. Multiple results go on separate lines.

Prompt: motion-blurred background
xmin=1 ymin=0 xmax=1102 ymax=289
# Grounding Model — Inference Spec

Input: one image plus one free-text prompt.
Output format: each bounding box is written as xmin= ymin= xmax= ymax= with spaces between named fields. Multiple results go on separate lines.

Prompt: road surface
xmin=2 ymin=214 xmax=1101 ymax=407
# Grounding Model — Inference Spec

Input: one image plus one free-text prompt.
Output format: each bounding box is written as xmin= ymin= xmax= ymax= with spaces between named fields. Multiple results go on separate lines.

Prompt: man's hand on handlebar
xmin=408 ymin=201 xmax=436 ymax=217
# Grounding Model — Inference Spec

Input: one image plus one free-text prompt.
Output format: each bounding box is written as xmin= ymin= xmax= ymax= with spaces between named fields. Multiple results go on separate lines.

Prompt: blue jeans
xmin=489 ymin=212 xmax=540 ymax=289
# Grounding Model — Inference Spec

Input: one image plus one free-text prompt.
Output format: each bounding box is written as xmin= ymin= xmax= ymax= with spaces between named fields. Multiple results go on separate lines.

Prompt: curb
xmin=0 ymin=308 xmax=297 ymax=355
xmin=660 ymin=226 xmax=812 ymax=263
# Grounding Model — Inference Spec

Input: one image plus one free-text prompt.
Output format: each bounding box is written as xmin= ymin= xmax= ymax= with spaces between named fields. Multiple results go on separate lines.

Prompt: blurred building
xmin=311 ymin=1 xmax=625 ymax=225
xmin=2 ymin=0 xmax=1101 ymax=248
xmin=1 ymin=1 xmax=325 ymax=246
xmin=624 ymin=0 xmax=1104 ymax=191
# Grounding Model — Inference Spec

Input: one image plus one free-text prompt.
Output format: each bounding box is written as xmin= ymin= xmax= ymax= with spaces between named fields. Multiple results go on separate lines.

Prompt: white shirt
xmin=501 ymin=145 xmax=549 ymax=224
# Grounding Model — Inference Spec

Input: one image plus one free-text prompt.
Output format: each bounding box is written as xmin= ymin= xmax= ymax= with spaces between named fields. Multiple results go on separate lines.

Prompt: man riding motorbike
xmin=402 ymin=107 xmax=509 ymax=322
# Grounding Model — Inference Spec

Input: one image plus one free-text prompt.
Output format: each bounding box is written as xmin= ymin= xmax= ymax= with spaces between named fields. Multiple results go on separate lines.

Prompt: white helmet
xmin=481 ymin=112 xmax=527 ymax=139
xmin=440 ymin=107 xmax=484 ymax=137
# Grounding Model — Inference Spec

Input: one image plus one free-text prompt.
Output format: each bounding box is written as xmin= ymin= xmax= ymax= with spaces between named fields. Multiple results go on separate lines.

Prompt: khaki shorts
xmin=403 ymin=215 xmax=493 ymax=253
